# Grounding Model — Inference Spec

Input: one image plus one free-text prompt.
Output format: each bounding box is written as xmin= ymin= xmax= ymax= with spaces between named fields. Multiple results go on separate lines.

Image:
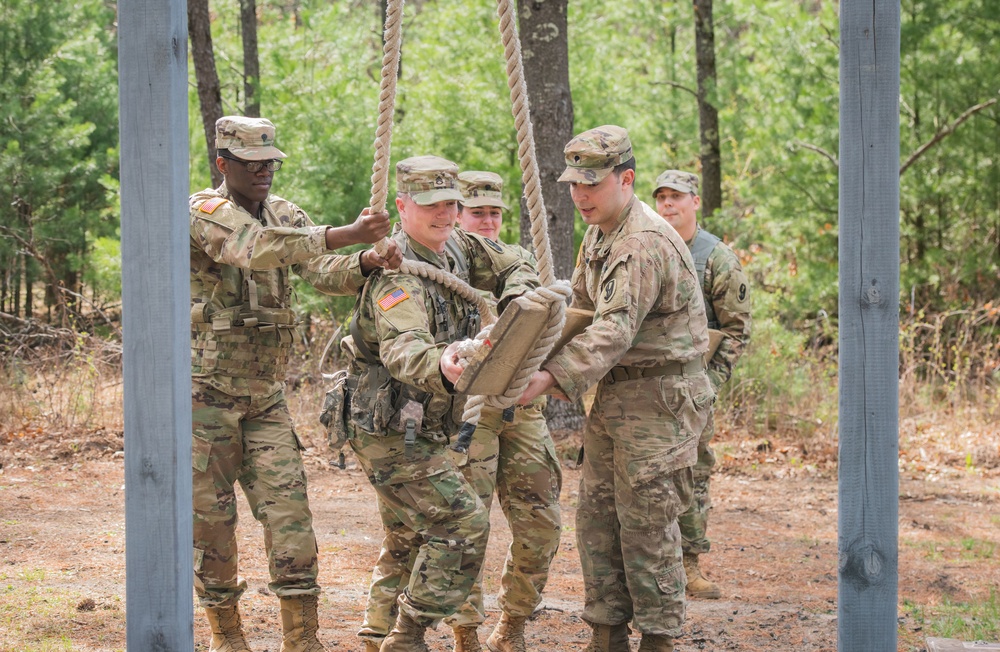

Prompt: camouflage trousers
xmin=678 ymin=409 xmax=717 ymax=555
xmin=191 ymin=380 xmax=320 ymax=607
xmin=350 ymin=425 xmax=490 ymax=630
xmin=577 ymin=372 xmax=712 ymax=637
xmin=360 ymin=401 xmax=562 ymax=637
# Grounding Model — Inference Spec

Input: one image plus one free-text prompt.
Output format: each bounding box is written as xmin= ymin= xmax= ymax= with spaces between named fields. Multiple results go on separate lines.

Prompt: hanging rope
xmin=368 ymin=0 xmax=496 ymax=321
xmin=451 ymin=0 xmax=572 ymax=450
xmin=364 ymin=0 xmax=571 ymax=452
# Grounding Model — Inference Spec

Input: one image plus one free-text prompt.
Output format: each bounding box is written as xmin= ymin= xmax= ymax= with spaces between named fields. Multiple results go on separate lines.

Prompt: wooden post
xmin=118 ymin=0 xmax=193 ymax=649
xmin=838 ymin=0 xmax=900 ymax=649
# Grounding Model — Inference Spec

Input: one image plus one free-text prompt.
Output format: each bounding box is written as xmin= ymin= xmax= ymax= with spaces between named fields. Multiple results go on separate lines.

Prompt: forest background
xmin=2 ymin=0 xmax=998 ymax=434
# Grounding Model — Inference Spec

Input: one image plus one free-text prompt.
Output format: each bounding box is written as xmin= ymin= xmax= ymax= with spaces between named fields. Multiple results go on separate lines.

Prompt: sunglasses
xmin=219 ymin=154 xmax=283 ymax=173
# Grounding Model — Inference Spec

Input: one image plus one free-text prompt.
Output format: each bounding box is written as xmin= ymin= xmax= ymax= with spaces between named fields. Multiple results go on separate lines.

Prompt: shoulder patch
xmin=377 ymin=287 xmax=410 ymax=312
xmin=596 ymin=260 xmax=630 ymax=315
xmin=602 ymin=278 xmax=616 ymax=303
xmin=199 ymin=197 xmax=229 ymax=214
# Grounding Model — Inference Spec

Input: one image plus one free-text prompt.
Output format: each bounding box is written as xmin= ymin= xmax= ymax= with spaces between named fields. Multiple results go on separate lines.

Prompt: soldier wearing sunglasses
xmin=189 ymin=115 xmax=401 ymax=652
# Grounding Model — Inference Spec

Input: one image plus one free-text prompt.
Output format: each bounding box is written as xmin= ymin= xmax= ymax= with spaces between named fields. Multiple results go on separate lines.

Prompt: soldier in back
xmin=190 ymin=115 xmax=400 ymax=652
xmin=652 ymin=169 xmax=752 ymax=600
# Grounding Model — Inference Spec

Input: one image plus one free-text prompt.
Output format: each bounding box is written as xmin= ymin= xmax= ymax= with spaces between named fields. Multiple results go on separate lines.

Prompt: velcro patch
xmin=377 ymin=288 xmax=410 ymax=311
xmin=199 ymin=197 xmax=228 ymax=214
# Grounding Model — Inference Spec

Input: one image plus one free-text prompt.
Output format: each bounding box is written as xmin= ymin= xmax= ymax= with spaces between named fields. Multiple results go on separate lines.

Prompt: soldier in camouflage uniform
xmin=343 ymin=156 xmax=541 ymax=652
xmin=518 ymin=127 xmax=714 ymax=652
xmin=652 ymin=170 xmax=751 ymax=600
xmin=190 ymin=116 xmax=400 ymax=652
xmin=452 ymin=171 xmax=561 ymax=652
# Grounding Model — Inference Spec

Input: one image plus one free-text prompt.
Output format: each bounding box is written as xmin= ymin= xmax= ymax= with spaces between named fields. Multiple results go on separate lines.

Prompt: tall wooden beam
xmin=838 ymin=0 xmax=900 ymax=649
xmin=118 ymin=0 xmax=193 ymax=648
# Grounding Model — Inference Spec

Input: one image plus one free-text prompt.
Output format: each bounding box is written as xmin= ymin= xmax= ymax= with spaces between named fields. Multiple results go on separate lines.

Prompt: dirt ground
xmin=1 ymin=416 xmax=998 ymax=652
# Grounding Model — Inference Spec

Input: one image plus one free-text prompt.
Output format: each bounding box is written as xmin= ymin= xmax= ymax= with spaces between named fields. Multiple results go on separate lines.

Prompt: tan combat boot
xmin=379 ymin=612 xmax=429 ymax=652
xmin=637 ymin=634 xmax=674 ymax=652
xmin=363 ymin=638 xmax=384 ymax=652
xmin=453 ymin=625 xmax=483 ymax=652
xmin=683 ymin=552 xmax=721 ymax=599
xmin=485 ymin=611 xmax=527 ymax=652
xmin=582 ymin=622 xmax=631 ymax=652
xmin=204 ymin=604 xmax=253 ymax=652
xmin=278 ymin=595 xmax=326 ymax=652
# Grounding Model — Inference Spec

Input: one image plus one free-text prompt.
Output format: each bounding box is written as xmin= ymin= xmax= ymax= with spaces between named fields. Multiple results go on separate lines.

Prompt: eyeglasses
xmin=219 ymin=154 xmax=283 ymax=173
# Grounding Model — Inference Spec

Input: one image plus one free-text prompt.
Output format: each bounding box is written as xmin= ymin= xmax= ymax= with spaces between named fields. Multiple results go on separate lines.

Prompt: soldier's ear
xmin=215 ymin=155 xmax=227 ymax=175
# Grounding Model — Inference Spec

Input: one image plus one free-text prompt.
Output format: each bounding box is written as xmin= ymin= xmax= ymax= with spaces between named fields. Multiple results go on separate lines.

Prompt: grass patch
xmin=959 ymin=537 xmax=996 ymax=561
xmin=0 ymin=568 xmax=123 ymax=652
xmin=902 ymin=588 xmax=1000 ymax=642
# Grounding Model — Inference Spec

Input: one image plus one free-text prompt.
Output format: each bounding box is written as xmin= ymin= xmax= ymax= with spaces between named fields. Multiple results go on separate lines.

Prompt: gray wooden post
xmin=118 ymin=0 xmax=193 ymax=649
xmin=838 ymin=0 xmax=900 ymax=649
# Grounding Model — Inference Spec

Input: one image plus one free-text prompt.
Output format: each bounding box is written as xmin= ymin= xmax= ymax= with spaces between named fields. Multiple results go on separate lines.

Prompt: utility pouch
xmin=319 ymin=370 xmax=350 ymax=453
xmin=349 ymin=363 xmax=396 ymax=435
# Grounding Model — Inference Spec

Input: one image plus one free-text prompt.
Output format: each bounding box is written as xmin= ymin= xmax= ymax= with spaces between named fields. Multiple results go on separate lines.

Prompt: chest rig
xmin=190 ymin=202 xmax=298 ymax=381
xmin=348 ymin=237 xmax=481 ymax=443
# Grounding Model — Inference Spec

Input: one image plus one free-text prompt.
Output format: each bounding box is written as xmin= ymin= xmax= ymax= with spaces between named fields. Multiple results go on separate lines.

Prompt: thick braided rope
xmin=496 ymin=0 xmax=556 ymax=289
xmin=367 ymin=0 xmax=496 ymax=323
xmin=365 ymin=0 xmax=569 ymax=437
xmin=369 ymin=0 xmax=401 ymax=217
xmin=456 ymin=0 xmax=575 ymax=429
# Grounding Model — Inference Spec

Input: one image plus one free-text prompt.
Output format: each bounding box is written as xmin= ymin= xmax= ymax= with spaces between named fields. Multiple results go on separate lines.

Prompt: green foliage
xmin=4 ymin=0 xmax=996 ymax=413
xmin=0 ymin=0 xmax=119 ymax=317
xmin=83 ymin=236 xmax=122 ymax=302
xmin=722 ymin=287 xmax=837 ymax=434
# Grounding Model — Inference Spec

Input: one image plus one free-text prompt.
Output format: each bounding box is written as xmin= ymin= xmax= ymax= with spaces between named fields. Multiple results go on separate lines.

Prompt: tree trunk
xmin=693 ymin=0 xmax=722 ymax=217
xmin=24 ymin=257 xmax=32 ymax=319
xmin=516 ymin=0 xmax=585 ymax=434
xmin=516 ymin=0 xmax=575 ymax=279
xmin=240 ymin=0 xmax=261 ymax=117
xmin=12 ymin=254 xmax=21 ymax=317
xmin=188 ymin=0 xmax=224 ymax=188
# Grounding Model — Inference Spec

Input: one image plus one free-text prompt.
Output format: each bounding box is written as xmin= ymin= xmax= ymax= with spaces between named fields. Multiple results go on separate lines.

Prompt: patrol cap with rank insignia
xmin=215 ymin=116 xmax=287 ymax=161
xmin=458 ymin=171 xmax=508 ymax=210
xmin=396 ymin=156 xmax=465 ymax=206
xmin=557 ymin=125 xmax=634 ymax=185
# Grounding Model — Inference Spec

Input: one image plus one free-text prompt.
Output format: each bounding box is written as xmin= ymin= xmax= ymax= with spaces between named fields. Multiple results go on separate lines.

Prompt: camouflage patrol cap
xmin=558 ymin=125 xmax=634 ymax=185
xmin=458 ymin=171 xmax=508 ymax=210
xmin=396 ymin=155 xmax=465 ymax=205
xmin=653 ymin=169 xmax=700 ymax=196
xmin=215 ymin=116 xmax=286 ymax=161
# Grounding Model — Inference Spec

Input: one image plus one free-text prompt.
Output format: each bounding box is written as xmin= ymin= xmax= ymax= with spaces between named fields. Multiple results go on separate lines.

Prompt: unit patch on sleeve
xmin=377 ymin=287 xmax=410 ymax=311
xmin=199 ymin=197 xmax=229 ymax=214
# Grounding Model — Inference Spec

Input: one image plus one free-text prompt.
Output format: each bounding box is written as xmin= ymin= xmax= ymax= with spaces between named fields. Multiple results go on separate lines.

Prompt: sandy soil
xmin=1 ymin=419 xmax=998 ymax=652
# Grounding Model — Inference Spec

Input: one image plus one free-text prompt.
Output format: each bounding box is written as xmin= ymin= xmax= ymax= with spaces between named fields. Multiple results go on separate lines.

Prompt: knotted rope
xmin=365 ymin=0 xmax=571 ymax=451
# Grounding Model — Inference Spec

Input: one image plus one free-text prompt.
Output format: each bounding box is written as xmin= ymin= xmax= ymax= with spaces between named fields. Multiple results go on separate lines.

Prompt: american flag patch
xmin=199 ymin=197 xmax=228 ymax=214
xmin=377 ymin=288 xmax=410 ymax=311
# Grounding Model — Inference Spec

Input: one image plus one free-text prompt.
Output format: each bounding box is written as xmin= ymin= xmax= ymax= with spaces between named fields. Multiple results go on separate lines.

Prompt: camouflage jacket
xmin=343 ymin=227 xmax=540 ymax=438
xmin=190 ymin=182 xmax=367 ymax=397
xmin=544 ymin=196 xmax=710 ymax=402
xmin=690 ymin=228 xmax=752 ymax=392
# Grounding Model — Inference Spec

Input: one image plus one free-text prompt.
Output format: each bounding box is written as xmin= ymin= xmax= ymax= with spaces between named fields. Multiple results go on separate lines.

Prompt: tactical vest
xmin=190 ymin=200 xmax=299 ymax=381
xmin=348 ymin=237 xmax=481 ymax=438
xmin=691 ymin=228 xmax=721 ymax=329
